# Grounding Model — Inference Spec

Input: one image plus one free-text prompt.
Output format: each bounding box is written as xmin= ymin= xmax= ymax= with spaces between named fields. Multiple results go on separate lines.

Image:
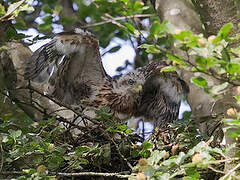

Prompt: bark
xmin=154 ymin=0 xmax=240 ymax=173
xmin=192 ymin=0 xmax=240 ymax=37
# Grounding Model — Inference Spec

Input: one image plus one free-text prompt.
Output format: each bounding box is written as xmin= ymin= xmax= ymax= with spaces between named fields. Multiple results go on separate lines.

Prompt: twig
xmin=220 ymin=163 xmax=240 ymax=180
xmin=104 ymin=132 xmax=133 ymax=170
xmin=208 ymin=165 xmax=225 ymax=174
xmin=57 ymin=172 xmax=133 ymax=178
xmin=102 ymin=14 xmax=126 ymax=29
xmin=0 ymin=0 xmax=26 ymax=21
xmin=80 ymin=14 xmax=156 ymax=28
xmin=0 ymin=144 xmax=3 ymax=172
xmin=0 ymin=171 xmax=134 ymax=178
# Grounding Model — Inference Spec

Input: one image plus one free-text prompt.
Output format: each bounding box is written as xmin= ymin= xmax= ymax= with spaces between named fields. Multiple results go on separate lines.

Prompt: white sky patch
xmin=179 ymin=100 xmax=191 ymax=119
xmin=100 ymin=37 xmax=135 ymax=76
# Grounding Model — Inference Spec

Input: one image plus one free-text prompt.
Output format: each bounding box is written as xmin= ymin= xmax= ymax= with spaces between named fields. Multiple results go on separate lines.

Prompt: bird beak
xmin=136 ymin=84 xmax=143 ymax=91
xmin=133 ymin=84 xmax=143 ymax=94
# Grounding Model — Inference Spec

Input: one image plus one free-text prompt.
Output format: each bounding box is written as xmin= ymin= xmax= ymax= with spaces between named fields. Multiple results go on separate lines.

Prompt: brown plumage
xmin=136 ymin=63 xmax=189 ymax=127
xmin=24 ymin=29 xmax=189 ymax=126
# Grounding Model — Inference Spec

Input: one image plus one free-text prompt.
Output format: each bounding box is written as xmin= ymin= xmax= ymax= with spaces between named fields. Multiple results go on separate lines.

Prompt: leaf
xmin=191 ymin=77 xmax=207 ymax=87
xmin=174 ymin=30 xmax=193 ymax=41
xmin=160 ymin=65 xmax=177 ymax=72
xmin=195 ymin=56 xmax=207 ymax=65
xmin=218 ymin=23 xmax=233 ymax=38
xmin=0 ymin=3 xmax=6 ymax=17
xmin=54 ymin=4 xmax=63 ymax=14
xmin=61 ymin=16 xmax=77 ymax=24
xmin=226 ymin=63 xmax=240 ymax=74
xmin=185 ymin=168 xmax=200 ymax=179
xmin=142 ymin=141 xmax=153 ymax=150
xmin=167 ymin=54 xmax=183 ymax=63
xmin=5 ymin=27 xmax=17 ymax=40
xmin=133 ymin=1 xmax=144 ymax=11
xmin=142 ymin=165 xmax=155 ymax=177
xmin=221 ymin=48 xmax=230 ymax=61
xmin=43 ymin=16 xmax=53 ymax=24
xmin=209 ymin=82 xmax=228 ymax=95
xmin=148 ymin=150 xmax=166 ymax=165
xmin=42 ymin=4 xmax=53 ymax=14
xmin=6 ymin=0 xmax=25 ymax=15
xmin=108 ymin=46 xmax=121 ymax=53
xmin=138 ymin=44 xmax=161 ymax=54
xmin=38 ymin=23 xmax=52 ymax=30
xmin=4 ymin=1 xmax=34 ymax=20
xmin=150 ymin=21 xmax=161 ymax=35
xmin=9 ymin=129 xmax=22 ymax=138
xmin=123 ymin=22 xmax=135 ymax=34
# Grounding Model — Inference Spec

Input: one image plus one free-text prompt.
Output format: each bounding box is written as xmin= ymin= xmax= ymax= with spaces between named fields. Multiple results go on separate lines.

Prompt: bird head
xmin=114 ymin=71 xmax=145 ymax=96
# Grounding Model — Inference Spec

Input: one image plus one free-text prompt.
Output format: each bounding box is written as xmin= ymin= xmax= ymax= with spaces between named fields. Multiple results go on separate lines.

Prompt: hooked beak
xmin=132 ymin=84 xmax=143 ymax=94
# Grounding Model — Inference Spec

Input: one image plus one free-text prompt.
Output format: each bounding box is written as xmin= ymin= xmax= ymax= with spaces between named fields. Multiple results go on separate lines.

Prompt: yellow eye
xmin=128 ymin=79 xmax=135 ymax=85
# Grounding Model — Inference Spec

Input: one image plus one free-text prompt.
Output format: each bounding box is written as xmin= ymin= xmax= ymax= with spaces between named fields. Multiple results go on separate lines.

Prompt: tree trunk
xmin=154 ymin=0 xmax=240 ymax=174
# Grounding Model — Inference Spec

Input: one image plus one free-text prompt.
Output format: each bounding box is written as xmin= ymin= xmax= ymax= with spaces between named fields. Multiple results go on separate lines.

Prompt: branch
xmin=220 ymin=163 xmax=240 ymax=180
xmin=0 ymin=0 xmax=26 ymax=21
xmin=57 ymin=172 xmax=133 ymax=178
xmin=0 ymin=171 xmax=134 ymax=179
xmin=80 ymin=14 xmax=156 ymax=28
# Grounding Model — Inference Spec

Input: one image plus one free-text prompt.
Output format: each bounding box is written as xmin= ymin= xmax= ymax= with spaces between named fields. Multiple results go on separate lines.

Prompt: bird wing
xmin=24 ymin=29 xmax=109 ymax=105
xmin=137 ymin=63 xmax=189 ymax=127
xmin=24 ymin=29 xmax=108 ymax=83
xmin=24 ymin=39 xmax=59 ymax=81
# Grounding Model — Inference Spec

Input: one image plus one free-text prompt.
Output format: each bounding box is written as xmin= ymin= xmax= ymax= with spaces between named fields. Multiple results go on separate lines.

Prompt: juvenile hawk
xmin=24 ymin=29 xmax=188 ymax=125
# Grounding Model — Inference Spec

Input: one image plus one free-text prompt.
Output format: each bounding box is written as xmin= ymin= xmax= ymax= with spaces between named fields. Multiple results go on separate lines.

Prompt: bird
xmin=24 ymin=29 xmax=151 ymax=120
xmin=136 ymin=62 xmax=189 ymax=127
xmin=126 ymin=61 xmax=189 ymax=133
xmin=24 ymin=28 xmax=189 ymax=127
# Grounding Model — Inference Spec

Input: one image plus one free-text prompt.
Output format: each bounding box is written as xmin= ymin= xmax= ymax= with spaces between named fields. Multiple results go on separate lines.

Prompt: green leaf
xmin=38 ymin=23 xmax=52 ymax=30
xmin=5 ymin=1 xmax=34 ymax=19
xmin=0 ymin=4 xmax=6 ymax=17
xmin=108 ymin=46 xmax=121 ymax=53
xmin=42 ymin=4 xmax=53 ymax=14
xmin=195 ymin=56 xmax=207 ymax=66
xmin=150 ymin=21 xmax=161 ymax=35
xmin=218 ymin=23 xmax=233 ymax=38
xmin=5 ymin=27 xmax=17 ymax=40
xmin=138 ymin=44 xmax=161 ymax=53
xmin=167 ymin=54 xmax=183 ymax=63
xmin=123 ymin=22 xmax=135 ymax=34
xmin=133 ymin=1 xmax=144 ymax=11
xmin=160 ymin=65 xmax=177 ymax=72
xmin=142 ymin=165 xmax=155 ymax=177
xmin=221 ymin=48 xmax=230 ymax=61
xmin=185 ymin=168 xmax=200 ymax=179
xmin=174 ymin=30 xmax=193 ymax=41
xmin=191 ymin=77 xmax=207 ymax=87
xmin=226 ymin=63 xmax=240 ymax=74
xmin=43 ymin=16 xmax=53 ymax=24
xmin=142 ymin=141 xmax=153 ymax=149
xmin=61 ymin=16 xmax=77 ymax=24
xmin=54 ymin=4 xmax=63 ymax=13
xmin=9 ymin=129 xmax=22 ymax=138
xmin=76 ymin=146 xmax=90 ymax=153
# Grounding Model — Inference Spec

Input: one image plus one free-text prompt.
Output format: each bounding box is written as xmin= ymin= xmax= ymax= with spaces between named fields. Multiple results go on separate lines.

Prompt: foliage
xmin=1 ymin=0 xmax=240 ymax=179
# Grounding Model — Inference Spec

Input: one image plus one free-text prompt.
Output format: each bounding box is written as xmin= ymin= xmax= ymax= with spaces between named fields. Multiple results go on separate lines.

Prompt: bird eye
xmin=128 ymin=79 xmax=135 ymax=85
